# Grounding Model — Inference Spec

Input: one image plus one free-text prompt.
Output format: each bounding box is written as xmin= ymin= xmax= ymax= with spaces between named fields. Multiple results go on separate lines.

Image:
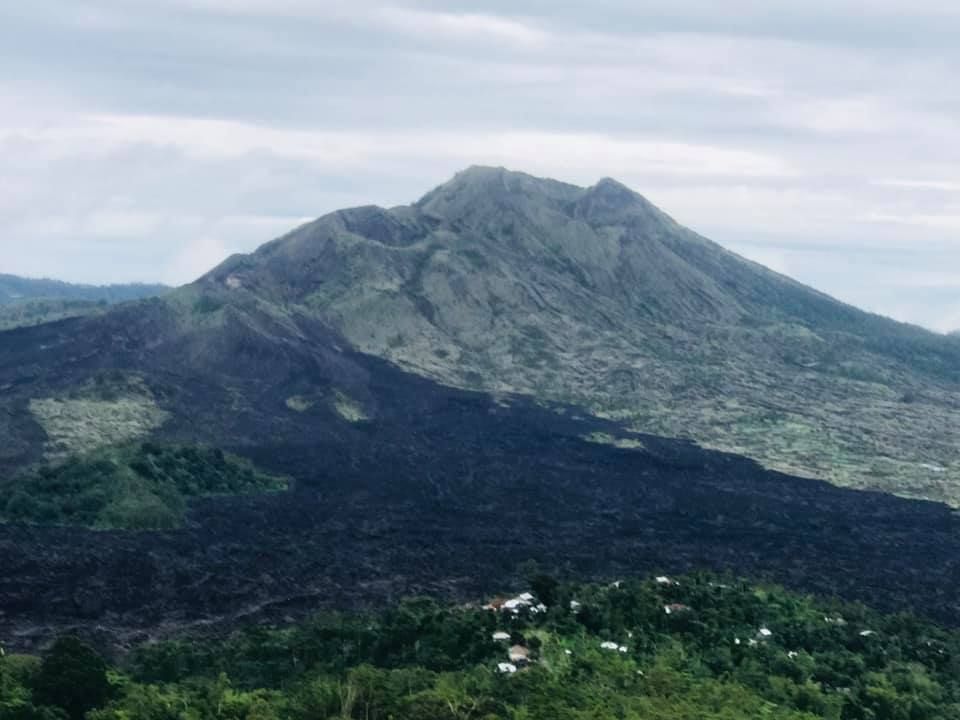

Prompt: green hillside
xmin=4 ymin=574 xmax=959 ymax=719
xmin=0 ymin=274 xmax=168 ymax=330
xmin=0 ymin=298 xmax=108 ymax=330
xmin=0 ymin=274 xmax=169 ymax=306
xmin=0 ymin=443 xmax=288 ymax=530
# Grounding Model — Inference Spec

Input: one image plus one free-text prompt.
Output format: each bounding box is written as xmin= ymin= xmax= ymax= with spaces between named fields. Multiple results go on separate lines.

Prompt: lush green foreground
xmin=0 ymin=444 xmax=287 ymax=530
xmin=3 ymin=574 xmax=960 ymax=719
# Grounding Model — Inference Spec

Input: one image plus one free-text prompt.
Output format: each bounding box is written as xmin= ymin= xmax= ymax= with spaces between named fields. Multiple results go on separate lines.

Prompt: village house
xmin=597 ymin=642 xmax=629 ymax=653
xmin=663 ymin=603 xmax=691 ymax=615
xmin=485 ymin=591 xmax=539 ymax=615
xmin=509 ymin=645 xmax=531 ymax=667
xmin=497 ymin=663 xmax=517 ymax=674
xmin=492 ymin=631 xmax=511 ymax=642
xmin=503 ymin=598 xmax=528 ymax=612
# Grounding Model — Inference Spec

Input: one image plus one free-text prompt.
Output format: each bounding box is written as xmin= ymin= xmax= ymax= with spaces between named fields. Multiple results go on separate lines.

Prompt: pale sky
xmin=2 ymin=1 xmax=959 ymax=331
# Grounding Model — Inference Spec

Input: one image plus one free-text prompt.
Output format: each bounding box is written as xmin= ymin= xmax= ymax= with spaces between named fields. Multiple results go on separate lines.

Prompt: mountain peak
xmin=592 ymin=176 xmax=636 ymax=196
xmin=456 ymin=164 xmax=510 ymax=179
xmin=423 ymin=167 xmax=653 ymax=224
xmin=574 ymin=175 xmax=658 ymax=224
xmin=416 ymin=166 xmax=583 ymax=219
xmin=436 ymin=165 xmax=571 ymax=193
xmin=436 ymin=165 xmax=526 ymax=191
xmin=583 ymin=176 xmax=640 ymax=208
xmin=442 ymin=166 xmax=638 ymax=201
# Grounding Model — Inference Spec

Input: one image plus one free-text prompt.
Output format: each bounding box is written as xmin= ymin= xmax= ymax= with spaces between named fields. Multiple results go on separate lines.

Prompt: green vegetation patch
xmin=5 ymin=574 xmax=960 ymax=719
xmin=193 ymin=295 xmax=225 ymax=315
xmin=0 ymin=443 xmax=288 ymax=530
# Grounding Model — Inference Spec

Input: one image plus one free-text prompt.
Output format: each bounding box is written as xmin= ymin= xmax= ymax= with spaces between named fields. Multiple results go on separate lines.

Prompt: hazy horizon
xmin=2 ymin=1 xmax=959 ymax=331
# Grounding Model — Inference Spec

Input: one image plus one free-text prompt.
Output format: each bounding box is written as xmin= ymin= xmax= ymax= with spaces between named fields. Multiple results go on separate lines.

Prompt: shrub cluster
xmin=0 ymin=443 xmax=287 ymax=530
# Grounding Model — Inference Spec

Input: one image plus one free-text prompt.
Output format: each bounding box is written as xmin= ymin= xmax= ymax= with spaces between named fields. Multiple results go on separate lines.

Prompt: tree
xmin=530 ymin=575 xmax=559 ymax=610
xmin=32 ymin=637 xmax=111 ymax=720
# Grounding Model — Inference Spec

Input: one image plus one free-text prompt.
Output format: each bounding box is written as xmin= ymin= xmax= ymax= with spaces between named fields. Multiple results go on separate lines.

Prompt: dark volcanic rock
xmin=1 ymin=354 xmax=959 ymax=652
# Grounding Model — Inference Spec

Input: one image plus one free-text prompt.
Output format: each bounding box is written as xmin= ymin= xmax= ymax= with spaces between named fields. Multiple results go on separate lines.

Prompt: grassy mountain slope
xmin=0 ymin=274 xmax=169 ymax=329
xmin=199 ymin=166 xmax=959 ymax=503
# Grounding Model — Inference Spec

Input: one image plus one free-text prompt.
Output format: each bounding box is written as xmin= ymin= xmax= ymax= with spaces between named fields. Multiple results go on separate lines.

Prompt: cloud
xmin=864 ymin=213 xmax=960 ymax=232
xmin=937 ymin=305 xmax=960 ymax=334
xmin=375 ymin=7 xmax=548 ymax=48
xmin=151 ymin=0 xmax=369 ymax=17
xmin=0 ymin=0 xmax=958 ymax=328
xmin=886 ymin=271 xmax=960 ymax=289
xmin=874 ymin=179 xmax=960 ymax=192
xmin=726 ymin=244 xmax=791 ymax=275
xmin=166 ymin=236 xmax=236 ymax=285
xmin=5 ymin=113 xmax=794 ymax=181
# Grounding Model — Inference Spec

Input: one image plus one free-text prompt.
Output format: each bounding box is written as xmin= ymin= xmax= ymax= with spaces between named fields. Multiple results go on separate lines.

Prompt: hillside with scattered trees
xmin=3 ymin=574 xmax=959 ymax=719
xmin=0 ymin=443 xmax=288 ymax=530
xmin=0 ymin=274 xmax=168 ymax=330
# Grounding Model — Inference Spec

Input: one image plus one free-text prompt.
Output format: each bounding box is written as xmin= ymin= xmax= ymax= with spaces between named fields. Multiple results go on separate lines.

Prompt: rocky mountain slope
xmin=2 ymin=168 xmax=960 ymax=647
xmin=197 ymin=166 xmax=960 ymax=504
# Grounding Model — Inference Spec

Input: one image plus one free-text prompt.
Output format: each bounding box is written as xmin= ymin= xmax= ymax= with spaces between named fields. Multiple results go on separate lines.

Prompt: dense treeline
xmin=0 ymin=444 xmax=287 ymax=530
xmin=2 ymin=573 xmax=959 ymax=719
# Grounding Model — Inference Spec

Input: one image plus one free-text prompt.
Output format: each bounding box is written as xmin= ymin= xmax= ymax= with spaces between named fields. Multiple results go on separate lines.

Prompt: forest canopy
xmin=3 ymin=573 xmax=960 ymax=719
